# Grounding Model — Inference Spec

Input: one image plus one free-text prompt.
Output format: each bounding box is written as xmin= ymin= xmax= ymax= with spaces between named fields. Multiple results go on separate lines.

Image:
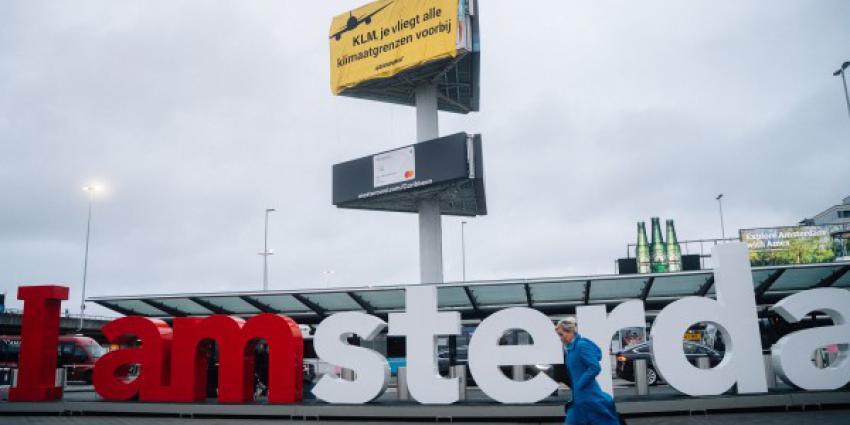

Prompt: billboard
xmin=740 ymin=224 xmax=850 ymax=266
xmin=332 ymin=132 xmax=486 ymax=216
xmin=329 ymin=0 xmax=473 ymax=95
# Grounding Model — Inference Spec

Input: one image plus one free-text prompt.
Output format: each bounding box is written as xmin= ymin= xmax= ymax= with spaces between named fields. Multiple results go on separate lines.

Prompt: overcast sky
xmin=1 ymin=1 xmax=848 ymax=315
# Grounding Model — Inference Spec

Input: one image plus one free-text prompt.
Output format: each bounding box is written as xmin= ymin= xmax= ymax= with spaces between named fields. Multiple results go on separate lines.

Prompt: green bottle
xmin=636 ymin=222 xmax=651 ymax=274
xmin=650 ymin=217 xmax=669 ymax=273
xmin=665 ymin=219 xmax=682 ymax=272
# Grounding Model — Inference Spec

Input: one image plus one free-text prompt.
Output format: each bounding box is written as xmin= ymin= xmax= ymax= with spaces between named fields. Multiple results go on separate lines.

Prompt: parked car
xmin=0 ymin=335 xmax=105 ymax=384
xmin=615 ymin=341 xmax=723 ymax=386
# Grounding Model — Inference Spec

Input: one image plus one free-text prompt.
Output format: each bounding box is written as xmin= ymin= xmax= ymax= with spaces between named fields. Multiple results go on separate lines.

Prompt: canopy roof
xmin=89 ymin=262 xmax=850 ymax=325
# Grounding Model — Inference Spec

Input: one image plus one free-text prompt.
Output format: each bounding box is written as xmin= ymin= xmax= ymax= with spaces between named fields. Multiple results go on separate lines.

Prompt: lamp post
xmin=716 ymin=194 xmax=726 ymax=239
xmin=323 ymin=270 xmax=336 ymax=288
xmin=79 ymin=184 xmax=101 ymax=331
xmin=461 ymin=221 xmax=468 ymax=281
xmin=833 ymin=61 xmax=850 ymax=121
xmin=258 ymin=208 xmax=275 ymax=291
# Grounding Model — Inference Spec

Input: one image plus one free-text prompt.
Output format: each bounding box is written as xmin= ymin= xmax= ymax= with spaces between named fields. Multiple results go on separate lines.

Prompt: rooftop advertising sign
xmin=329 ymin=0 xmax=472 ymax=95
xmin=740 ymin=224 xmax=850 ymax=266
xmin=7 ymin=245 xmax=850 ymax=405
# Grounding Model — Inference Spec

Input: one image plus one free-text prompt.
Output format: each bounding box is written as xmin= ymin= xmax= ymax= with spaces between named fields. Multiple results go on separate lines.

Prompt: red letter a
xmin=9 ymin=285 xmax=69 ymax=402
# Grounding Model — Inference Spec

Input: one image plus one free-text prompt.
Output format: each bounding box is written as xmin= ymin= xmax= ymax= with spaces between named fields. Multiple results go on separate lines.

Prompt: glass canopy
xmin=90 ymin=262 xmax=850 ymax=323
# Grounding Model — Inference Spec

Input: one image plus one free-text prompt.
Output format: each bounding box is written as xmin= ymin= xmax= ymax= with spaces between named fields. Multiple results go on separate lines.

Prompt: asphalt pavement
xmin=1 ymin=409 xmax=849 ymax=425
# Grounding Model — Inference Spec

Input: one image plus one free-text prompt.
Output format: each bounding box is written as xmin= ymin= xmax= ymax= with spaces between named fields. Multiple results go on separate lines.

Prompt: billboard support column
xmin=418 ymin=199 xmax=444 ymax=284
xmin=416 ymin=84 xmax=439 ymax=141
xmin=416 ymin=83 xmax=443 ymax=284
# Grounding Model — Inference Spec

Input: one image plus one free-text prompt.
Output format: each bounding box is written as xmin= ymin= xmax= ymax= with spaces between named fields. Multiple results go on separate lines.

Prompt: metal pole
xmin=416 ymin=83 xmax=439 ymax=142
xmin=79 ymin=188 xmax=94 ymax=331
xmin=841 ymin=71 xmax=850 ymax=121
xmin=512 ymin=331 xmax=527 ymax=381
xmin=461 ymin=221 xmax=467 ymax=281
xmin=397 ymin=367 xmax=409 ymax=401
xmin=763 ymin=353 xmax=777 ymax=390
xmin=416 ymin=83 xmax=443 ymax=284
xmin=634 ymin=358 xmax=649 ymax=396
xmin=716 ymin=194 xmax=726 ymax=239
xmin=450 ymin=365 xmax=467 ymax=401
xmin=263 ymin=210 xmax=269 ymax=291
xmin=55 ymin=367 xmax=67 ymax=388
xmin=260 ymin=208 xmax=275 ymax=291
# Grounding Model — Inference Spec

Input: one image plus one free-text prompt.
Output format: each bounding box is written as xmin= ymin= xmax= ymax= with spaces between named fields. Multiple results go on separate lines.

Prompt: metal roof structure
xmin=339 ymin=52 xmax=480 ymax=114
xmin=89 ymin=262 xmax=850 ymax=325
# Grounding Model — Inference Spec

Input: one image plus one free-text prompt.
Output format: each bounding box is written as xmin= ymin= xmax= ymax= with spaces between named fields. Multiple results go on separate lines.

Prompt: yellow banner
xmin=329 ymin=0 xmax=467 ymax=95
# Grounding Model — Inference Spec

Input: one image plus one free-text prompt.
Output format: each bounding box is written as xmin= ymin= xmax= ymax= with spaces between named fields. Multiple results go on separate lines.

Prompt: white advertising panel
xmin=373 ymin=146 xmax=415 ymax=187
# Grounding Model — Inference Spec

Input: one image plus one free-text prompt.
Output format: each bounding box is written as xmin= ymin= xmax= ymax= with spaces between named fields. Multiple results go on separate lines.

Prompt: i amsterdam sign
xmin=8 ymin=244 xmax=850 ymax=404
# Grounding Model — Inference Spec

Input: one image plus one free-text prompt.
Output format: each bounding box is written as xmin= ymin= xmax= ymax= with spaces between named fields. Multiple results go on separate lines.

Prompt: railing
xmin=621 ymin=237 xmax=739 ymax=272
xmin=0 ymin=308 xmax=117 ymax=322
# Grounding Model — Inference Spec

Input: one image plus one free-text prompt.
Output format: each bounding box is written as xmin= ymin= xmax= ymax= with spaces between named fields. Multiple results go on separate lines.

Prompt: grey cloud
xmin=1 ymin=1 xmax=848 ymax=316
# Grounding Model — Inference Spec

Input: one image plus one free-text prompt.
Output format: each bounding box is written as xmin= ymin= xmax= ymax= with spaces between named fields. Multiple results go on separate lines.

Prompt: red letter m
xmin=169 ymin=314 xmax=303 ymax=403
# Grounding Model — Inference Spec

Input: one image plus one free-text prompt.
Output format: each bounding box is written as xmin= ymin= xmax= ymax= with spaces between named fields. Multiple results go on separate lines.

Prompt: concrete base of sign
xmin=1 ymin=390 xmax=849 ymax=420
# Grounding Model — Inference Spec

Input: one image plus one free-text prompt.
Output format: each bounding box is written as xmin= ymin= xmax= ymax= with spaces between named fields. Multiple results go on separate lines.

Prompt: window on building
xmin=838 ymin=210 xmax=850 ymax=219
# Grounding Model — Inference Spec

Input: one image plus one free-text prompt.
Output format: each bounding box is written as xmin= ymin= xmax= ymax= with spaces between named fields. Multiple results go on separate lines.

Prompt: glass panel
xmin=751 ymin=270 xmax=776 ymax=288
xmin=708 ymin=270 xmax=770 ymax=295
xmin=198 ymin=297 xmax=260 ymax=314
xmin=529 ymin=280 xmax=586 ymax=303
xmin=354 ymin=290 xmax=405 ymax=310
xmin=768 ymin=267 xmax=836 ymax=292
xmin=833 ymin=268 xmax=850 ymax=287
xmin=648 ymin=274 xmax=711 ymax=298
xmin=103 ymin=300 xmax=166 ymax=316
xmin=469 ymin=284 xmax=527 ymax=306
xmin=256 ymin=295 xmax=311 ymax=313
xmin=301 ymin=293 xmax=362 ymax=311
xmin=589 ymin=278 xmax=647 ymax=300
xmin=155 ymin=298 xmax=212 ymax=316
xmin=438 ymin=287 xmax=471 ymax=308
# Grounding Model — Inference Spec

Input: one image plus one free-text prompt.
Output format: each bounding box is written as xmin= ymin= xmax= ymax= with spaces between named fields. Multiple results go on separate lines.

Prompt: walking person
xmin=556 ymin=318 xmax=622 ymax=425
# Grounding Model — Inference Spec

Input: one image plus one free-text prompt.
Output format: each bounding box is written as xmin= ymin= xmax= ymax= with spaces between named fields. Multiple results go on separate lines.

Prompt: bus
xmin=0 ymin=335 xmax=105 ymax=384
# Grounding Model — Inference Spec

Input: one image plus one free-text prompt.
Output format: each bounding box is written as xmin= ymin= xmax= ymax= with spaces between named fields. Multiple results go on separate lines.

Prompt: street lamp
xmin=323 ymin=270 xmax=336 ymax=288
xmin=833 ymin=61 xmax=850 ymax=121
xmin=461 ymin=221 xmax=468 ymax=282
xmin=716 ymin=194 xmax=726 ymax=239
xmin=258 ymin=208 xmax=275 ymax=291
xmin=79 ymin=184 xmax=102 ymax=331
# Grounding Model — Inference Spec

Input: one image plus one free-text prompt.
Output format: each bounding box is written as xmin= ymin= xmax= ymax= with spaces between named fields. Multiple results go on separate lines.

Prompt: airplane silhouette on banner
xmin=330 ymin=1 xmax=393 ymax=41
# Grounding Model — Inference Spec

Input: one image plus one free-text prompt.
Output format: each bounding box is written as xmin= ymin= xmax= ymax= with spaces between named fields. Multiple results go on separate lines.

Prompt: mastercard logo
xmin=404 ymin=170 xmax=415 ymax=179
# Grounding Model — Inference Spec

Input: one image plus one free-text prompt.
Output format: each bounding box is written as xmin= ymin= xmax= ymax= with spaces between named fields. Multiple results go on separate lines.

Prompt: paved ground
xmin=627 ymin=409 xmax=850 ymax=425
xmin=53 ymin=380 xmax=705 ymax=402
xmin=1 ymin=409 xmax=848 ymax=424
xmin=3 ymin=381 xmax=844 ymax=424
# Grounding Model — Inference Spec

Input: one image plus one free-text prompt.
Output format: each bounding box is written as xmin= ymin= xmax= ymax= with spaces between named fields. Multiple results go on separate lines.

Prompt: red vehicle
xmin=0 ymin=335 xmax=105 ymax=384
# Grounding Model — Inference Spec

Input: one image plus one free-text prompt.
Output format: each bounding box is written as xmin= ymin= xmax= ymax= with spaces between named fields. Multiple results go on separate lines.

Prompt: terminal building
xmin=807 ymin=195 xmax=850 ymax=225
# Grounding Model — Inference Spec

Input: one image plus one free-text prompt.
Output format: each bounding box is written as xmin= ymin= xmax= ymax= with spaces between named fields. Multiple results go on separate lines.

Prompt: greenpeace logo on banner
xmin=8 ymin=244 xmax=850 ymax=404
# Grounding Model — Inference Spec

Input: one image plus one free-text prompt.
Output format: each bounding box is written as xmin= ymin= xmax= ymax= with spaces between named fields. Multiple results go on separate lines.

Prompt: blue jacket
xmin=564 ymin=334 xmax=620 ymax=425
